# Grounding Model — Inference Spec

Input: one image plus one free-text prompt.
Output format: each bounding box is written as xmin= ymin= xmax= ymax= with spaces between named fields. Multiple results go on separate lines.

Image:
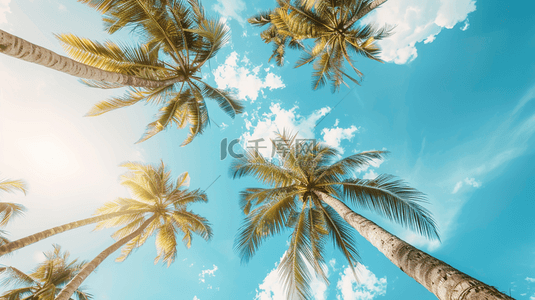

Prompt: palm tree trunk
xmin=0 ymin=30 xmax=183 ymax=88
xmin=314 ymin=191 xmax=513 ymax=300
xmin=0 ymin=209 xmax=148 ymax=256
xmin=55 ymin=215 xmax=157 ymax=300
xmin=344 ymin=0 xmax=387 ymax=30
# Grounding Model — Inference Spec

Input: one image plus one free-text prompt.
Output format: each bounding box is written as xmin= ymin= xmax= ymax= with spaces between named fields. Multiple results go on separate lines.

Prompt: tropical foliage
xmin=0 ymin=177 xmax=27 ymax=246
xmin=0 ymin=244 xmax=91 ymax=300
xmin=55 ymin=161 xmax=213 ymax=300
xmin=231 ymin=131 xmax=439 ymax=299
xmin=94 ymin=161 xmax=213 ymax=265
xmin=248 ymin=0 xmax=391 ymax=91
xmin=57 ymin=0 xmax=243 ymax=145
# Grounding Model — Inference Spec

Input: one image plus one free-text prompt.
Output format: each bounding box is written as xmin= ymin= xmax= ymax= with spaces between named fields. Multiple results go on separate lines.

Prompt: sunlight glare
xmin=17 ymin=134 xmax=79 ymax=180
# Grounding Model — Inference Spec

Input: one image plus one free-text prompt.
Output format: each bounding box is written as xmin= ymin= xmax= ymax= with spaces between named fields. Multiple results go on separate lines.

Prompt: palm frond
xmin=154 ymin=220 xmax=178 ymax=266
xmin=235 ymin=194 xmax=297 ymax=263
xmin=0 ymin=179 xmax=27 ymax=195
xmin=171 ymin=210 xmax=213 ymax=241
xmin=248 ymin=11 xmax=273 ymax=26
xmin=278 ymin=203 xmax=314 ymax=300
xmin=200 ymin=82 xmax=243 ymax=118
xmin=337 ymin=174 xmax=440 ymax=240
xmin=136 ymin=89 xmax=191 ymax=143
xmin=0 ymin=202 xmax=26 ymax=227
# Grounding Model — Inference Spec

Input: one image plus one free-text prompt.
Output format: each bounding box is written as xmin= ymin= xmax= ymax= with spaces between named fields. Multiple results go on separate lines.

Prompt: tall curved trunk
xmin=0 ymin=209 xmax=148 ymax=256
xmin=314 ymin=191 xmax=513 ymax=300
xmin=55 ymin=215 xmax=157 ymax=300
xmin=344 ymin=0 xmax=388 ymax=30
xmin=0 ymin=30 xmax=183 ymax=88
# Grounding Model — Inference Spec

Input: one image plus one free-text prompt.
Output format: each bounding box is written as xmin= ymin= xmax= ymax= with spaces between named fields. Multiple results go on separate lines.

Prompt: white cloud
xmin=329 ymin=258 xmax=337 ymax=270
xmin=336 ymin=263 xmax=387 ymax=300
xmin=531 ymin=294 xmax=535 ymax=300
xmin=255 ymin=254 xmax=328 ymax=300
xmin=526 ymin=277 xmax=535 ymax=283
xmin=322 ymin=125 xmax=359 ymax=154
xmin=366 ymin=0 xmax=477 ymax=64
xmin=193 ymin=296 xmax=200 ymax=300
xmin=424 ymin=34 xmax=436 ymax=44
xmin=0 ymin=0 xmax=11 ymax=24
xmin=241 ymin=103 xmax=330 ymax=157
xmin=241 ymin=103 xmax=361 ymax=158
xmin=58 ymin=4 xmax=67 ymax=11
xmin=402 ymin=232 xmax=442 ymax=252
xmin=212 ymin=0 xmax=246 ymax=25
xmin=452 ymin=177 xmax=482 ymax=194
xmin=363 ymin=169 xmax=378 ymax=180
xmin=213 ymin=52 xmax=285 ymax=102
xmin=461 ymin=19 xmax=470 ymax=31
xmin=199 ymin=264 xmax=218 ymax=283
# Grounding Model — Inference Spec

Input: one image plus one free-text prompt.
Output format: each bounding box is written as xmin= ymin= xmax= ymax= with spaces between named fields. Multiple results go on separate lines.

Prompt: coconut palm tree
xmin=54 ymin=161 xmax=212 ymax=300
xmin=248 ymin=0 xmax=391 ymax=91
xmin=0 ymin=244 xmax=92 ymax=300
xmin=0 ymin=0 xmax=243 ymax=145
xmin=231 ymin=131 xmax=513 ymax=300
xmin=0 ymin=177 xmax=27 ymax=246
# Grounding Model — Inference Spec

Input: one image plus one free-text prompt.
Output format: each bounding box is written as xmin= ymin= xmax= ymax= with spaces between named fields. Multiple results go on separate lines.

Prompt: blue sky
xmin=1 ymin=0 xmax=535 ymax=299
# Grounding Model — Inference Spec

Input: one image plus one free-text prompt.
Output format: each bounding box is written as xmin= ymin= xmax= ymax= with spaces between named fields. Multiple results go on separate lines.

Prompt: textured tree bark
xmin=0 ymin=209 xmax=148 ymax=256
xmin=0 ymin=30 xmax=183 ymax=88
xmin=314 ymin=191 xmax=513 ymax=300
xmin=344 ymin=0 xmax=388 ymax=30
xmin=55 ymin=215 xmax=157 ymax=300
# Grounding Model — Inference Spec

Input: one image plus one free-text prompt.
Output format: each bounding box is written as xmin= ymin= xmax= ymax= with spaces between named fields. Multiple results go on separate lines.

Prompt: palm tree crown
xmin=0 ymin=244 xmax=91 ymax=300
xmin=94 ymin=161 xmax=213 ymax=265
xmin=58 ymin=0 xmax=244 ymax=145
xmin=249 ymin=0 xmax=391 ymax=91
xmin=55 ymin=161 xmax=213 ymax=300
xmin=231 ymin=131 xmax=438 ymax=299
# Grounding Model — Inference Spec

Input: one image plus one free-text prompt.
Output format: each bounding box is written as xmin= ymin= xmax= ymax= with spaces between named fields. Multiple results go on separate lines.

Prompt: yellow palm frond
xmin=0 ymin=178 xmax=27 ymax=195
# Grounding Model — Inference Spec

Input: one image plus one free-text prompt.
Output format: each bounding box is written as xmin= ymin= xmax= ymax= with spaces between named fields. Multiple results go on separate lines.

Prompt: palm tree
xmin=0 ymin=244 xmax=92 ymax=300
xmin=0 ymin=29 xmax=176 ymax=89
xmin=248 ymin=0 xmax=391 ymax=91
xmin=0 ymin=177 xmax=27 ymax=246
xmin=231 ymin=132 xmax=512 ymax=300
xmin=1 ymin=0 xmax=243 ymax=145
xmin=54 ymin=161 xmax=212 ymax=300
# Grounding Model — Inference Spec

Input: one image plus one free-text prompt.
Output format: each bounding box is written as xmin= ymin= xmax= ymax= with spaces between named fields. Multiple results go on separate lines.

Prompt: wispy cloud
xmin=212 ymin=0 xmax=246 ymax=25
xmin=526 ymin=277 xmax=535 ymax=283
xmin=366 ymin=0 xmax=477 ymax=64
xmin=199 ymin=264 xmax=218 ymax=283
xmin=452 ymin=177 xmax=481 ymax=194
xmin=213 ymin=52 xmax=285 ymax=102
xmin=0 ymin=0 xmax=11 ymax=24
xmin=402 ymin=82 xmax=535 ymax=250
xmin=336 ymin=263 xmax=387 ymax=300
